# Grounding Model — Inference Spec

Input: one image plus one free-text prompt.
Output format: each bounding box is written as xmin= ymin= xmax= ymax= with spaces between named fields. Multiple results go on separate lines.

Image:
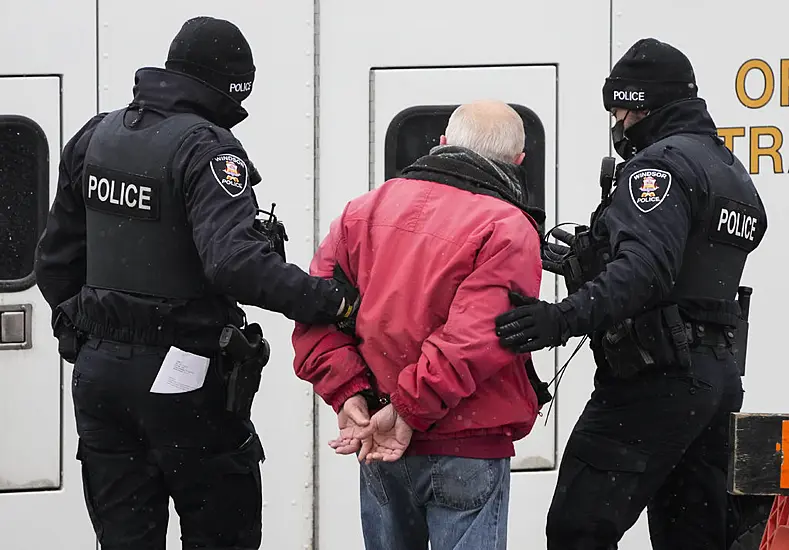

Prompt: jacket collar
xmin=626 ymin=98 xmax=719 ymax=152
xmin=129 ymin=68 xmax=249 ymax=129
xmin=400 ymin=154 xmax=546 ymax=229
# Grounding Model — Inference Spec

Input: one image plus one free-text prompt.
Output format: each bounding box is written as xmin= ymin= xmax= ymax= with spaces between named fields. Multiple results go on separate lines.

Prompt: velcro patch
xmin=708 ymin=196 xmax=764 ymax=252
xmin=629 ymin=168 xmax=672 ymax=213
xmin=84 ymin=164 xmax=160 ymax=220
xmin=210 ymin=153 xmax=248 ymax=198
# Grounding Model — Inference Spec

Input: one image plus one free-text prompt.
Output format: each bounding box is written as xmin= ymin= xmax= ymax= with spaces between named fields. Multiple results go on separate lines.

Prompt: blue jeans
xmin=359 ymin=455 xmax=511 ymax=550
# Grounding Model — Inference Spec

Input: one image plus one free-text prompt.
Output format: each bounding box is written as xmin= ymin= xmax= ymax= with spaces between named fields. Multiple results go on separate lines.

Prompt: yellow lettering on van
xmin=750 ymin=126 xmax=783 ymax=174
xmin=736 ymin=59 xmax=774 ymax=109
xmin=782 ymin=59 xmax=789 ymax=107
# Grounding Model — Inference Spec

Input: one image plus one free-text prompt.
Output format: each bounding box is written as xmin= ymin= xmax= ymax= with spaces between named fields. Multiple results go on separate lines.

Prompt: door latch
xmin=0 ymin=304 xmax=32 ymax=350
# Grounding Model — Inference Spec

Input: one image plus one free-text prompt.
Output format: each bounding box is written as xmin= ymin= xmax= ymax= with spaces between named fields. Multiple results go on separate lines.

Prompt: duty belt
xmin=74 ymin=314 xmax=221 ymax=357
xmin=685 ymin=321 xmax=736 ymax=349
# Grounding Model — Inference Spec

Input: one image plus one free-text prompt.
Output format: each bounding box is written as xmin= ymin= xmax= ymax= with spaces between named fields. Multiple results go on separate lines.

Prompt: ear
xmin=439 ymin=135 xmax=447 ymax=145
xmin=514 ymin=151 xmax=526 ymax=165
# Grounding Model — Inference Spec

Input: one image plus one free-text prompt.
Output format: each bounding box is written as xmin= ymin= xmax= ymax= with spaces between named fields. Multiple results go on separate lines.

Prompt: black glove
xmin=495 ymin=291 xmax=570 ymax=354
xmin=332 ymin=264 xmax=361 ymax=336
xmin=541 ymin=241 xmax=570 ymax=275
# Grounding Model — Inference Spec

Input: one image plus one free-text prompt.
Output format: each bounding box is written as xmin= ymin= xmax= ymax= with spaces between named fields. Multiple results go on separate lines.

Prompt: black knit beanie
xmin=603 ymin=38 xmax=698 ymax=111
xmin=165 ymin=16 xmax=255 ymax=103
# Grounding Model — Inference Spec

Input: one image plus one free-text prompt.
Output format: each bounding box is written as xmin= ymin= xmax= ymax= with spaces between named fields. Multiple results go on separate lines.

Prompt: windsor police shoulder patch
xmin=210 ymin=153 xmax=249 ymax=198
xmin=629 ymin=168 xmax=672 ymax=213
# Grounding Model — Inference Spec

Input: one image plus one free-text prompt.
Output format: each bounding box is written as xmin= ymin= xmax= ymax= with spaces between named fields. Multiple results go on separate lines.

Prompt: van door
xmin=0 ymin=74 xmax=98 ymax=549
xmin=0 ymin=76 xmax=62 ymax=492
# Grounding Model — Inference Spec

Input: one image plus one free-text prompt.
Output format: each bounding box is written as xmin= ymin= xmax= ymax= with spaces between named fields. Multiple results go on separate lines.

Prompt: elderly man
xmin=292 ymin=100 xmax=545 ymax=550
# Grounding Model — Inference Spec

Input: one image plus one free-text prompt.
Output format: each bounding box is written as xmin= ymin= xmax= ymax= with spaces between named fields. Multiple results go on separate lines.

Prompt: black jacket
xmin=561 ymin=98 xmax=767 ymax=336
xmin=34 ymin=68 xmax=344 ymax=352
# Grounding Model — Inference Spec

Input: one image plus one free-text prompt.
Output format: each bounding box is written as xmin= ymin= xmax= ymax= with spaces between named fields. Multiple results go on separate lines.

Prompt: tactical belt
xmin=685 ymin=321 xmax=736 ymax=349
xmin=74 ymin=315 xmax=221 ymax=357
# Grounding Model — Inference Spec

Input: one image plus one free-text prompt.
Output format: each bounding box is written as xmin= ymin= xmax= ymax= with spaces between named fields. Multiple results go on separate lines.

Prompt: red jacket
xmin=292 ymin=177 xmax=543 ymax=459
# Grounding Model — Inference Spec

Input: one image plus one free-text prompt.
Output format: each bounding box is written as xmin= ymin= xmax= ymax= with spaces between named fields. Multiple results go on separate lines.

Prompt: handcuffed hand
xmin=495 ymin=291 xmax=570 ymax=354
xmin=354 ymin=404 xmax=413 ymax=464
xmin=328 ymin=400 xmax=413 ymax=464
xmin=328 ymin=394 xmax=371 ymax=455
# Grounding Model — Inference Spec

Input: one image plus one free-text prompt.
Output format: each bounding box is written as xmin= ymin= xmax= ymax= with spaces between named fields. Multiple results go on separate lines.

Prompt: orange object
xmin=782 ymin=421 xmax=789 ymax=489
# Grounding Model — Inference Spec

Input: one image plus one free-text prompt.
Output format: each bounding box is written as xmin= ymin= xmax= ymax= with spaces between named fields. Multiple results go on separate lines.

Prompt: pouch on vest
xmin=734 ymin=286 xmax=752 ymax=376
xmin=601 ymin=318 xmax=656 ymax=379
xmin=253 ymin=203 xmax=288 ymax=262
xmin=560 ymin=226 xmax=611 ymax=295
xmin=601 ymin=305 xmax=691 ymax=378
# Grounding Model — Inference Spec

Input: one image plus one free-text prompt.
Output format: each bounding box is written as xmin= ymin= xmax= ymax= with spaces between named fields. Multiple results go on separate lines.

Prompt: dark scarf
xmin=399 ymin=145 xmax=546 ymax=225
xmin=626 ymin=98 xmax=719 ymax=153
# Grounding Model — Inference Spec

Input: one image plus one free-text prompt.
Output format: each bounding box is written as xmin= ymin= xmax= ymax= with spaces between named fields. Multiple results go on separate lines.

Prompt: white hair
xmin=444 ymin=101 xmax=525 ymax=162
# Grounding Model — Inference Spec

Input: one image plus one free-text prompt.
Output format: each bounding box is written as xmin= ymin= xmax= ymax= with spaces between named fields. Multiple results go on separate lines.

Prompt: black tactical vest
xmin=663 ymin=134 xmax=767 ymax=324
xmin=83 ymin=109 xmax=210 ymax=300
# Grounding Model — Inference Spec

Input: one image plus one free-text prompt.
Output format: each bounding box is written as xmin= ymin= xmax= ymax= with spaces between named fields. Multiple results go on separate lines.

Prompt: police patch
xmin=708 ymin=195 xmax=764 ymax=252
xmin=84 ymin=164 xmax=161 ymax=220
xmin=210 ymin=154 xmax=248 ymax=198
xmin=629 ymin=168 xmax=672 ymax=213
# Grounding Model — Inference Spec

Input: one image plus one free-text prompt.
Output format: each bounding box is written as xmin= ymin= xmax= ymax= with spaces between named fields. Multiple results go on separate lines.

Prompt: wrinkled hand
xmin=354 ymin=404 xmax=413 ymax=464
xmin=332 ymin=264 xmax=361 ymax=336
xmin=328 ymin=395 xmax=370 ymax=455
xmin=495 ymin=291 xmax=570 ymax=354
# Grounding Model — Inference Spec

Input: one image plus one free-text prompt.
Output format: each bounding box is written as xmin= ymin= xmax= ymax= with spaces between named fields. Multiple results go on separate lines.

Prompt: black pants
xmin=72 ymin=338 xmax=264 ymax=550
xmin=546 ymin=347 xmax=744 ymax=550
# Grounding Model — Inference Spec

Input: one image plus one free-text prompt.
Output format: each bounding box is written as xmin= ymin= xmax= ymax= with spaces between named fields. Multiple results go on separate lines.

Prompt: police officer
xmin=494 ymin=38 xmax=768 ymax=549
xmin=33 ymin=17 xmax=358 ymax=550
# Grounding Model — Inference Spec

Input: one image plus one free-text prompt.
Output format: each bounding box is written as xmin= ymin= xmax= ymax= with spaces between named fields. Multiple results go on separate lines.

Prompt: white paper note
xmin=150 ymin=346 xmax=210 ymax=394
